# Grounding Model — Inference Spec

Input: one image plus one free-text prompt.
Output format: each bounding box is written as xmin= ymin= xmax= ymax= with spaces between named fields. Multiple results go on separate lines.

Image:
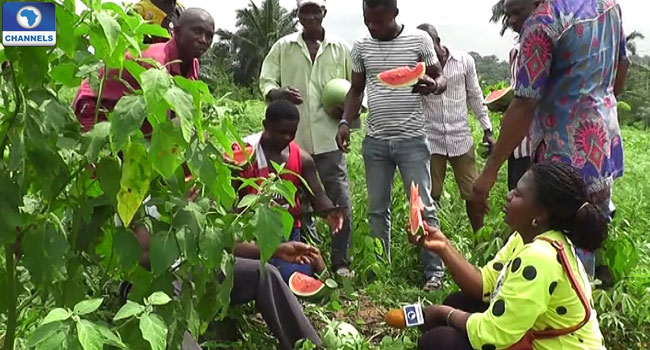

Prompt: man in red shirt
xmin=73 ymin=7 xmax=214 ymax=133
xmin=235 ymin=100 xmax=344 ymax=282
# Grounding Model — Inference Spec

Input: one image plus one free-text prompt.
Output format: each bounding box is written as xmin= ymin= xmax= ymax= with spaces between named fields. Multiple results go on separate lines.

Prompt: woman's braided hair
xmin=530 ymin=161 xmax=608 ymax=251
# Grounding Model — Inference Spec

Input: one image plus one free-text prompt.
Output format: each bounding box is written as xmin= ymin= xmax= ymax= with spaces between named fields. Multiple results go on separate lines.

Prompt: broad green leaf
xmin=270 ymin=181 xmax=297 ymax=207
xmin=279 ymin=209 xmax=294 ymax=241
xmin=173 ymin=76 xmax=215 ymax=105
xmin=117 ymin=141 xmax=153 ymax=226
xmin=51 ymin=62 xmax=81 ymax=87
xmin=27 ymin=322 xmax=67 ymax=348
xmin=122 ymin=32 xmax=143 ymax=57
xmin=82 ymin=121 xmax=110 ymax=162
xmin=114 ymin=300 xmax=145 ymax=321
xmin=96 ymin=324 xmax=127 ymax=349
xmin=188 ymin=144 xmax=237 ymax=209
xmin=56 ymin=6 xmax=79 ymax=58
xmin=110 ymin=95 xmax=147 ymax=152
xmin=151 ymin=120 xmax=186 ymax=179
xmin=139 ymin=313 xmax=168 ymax=350
xmin=175 ymin=227 xmax=199 ymax=265
xmin=124 ymin=60 xmax=146 ymax=86
xmin=42 ymin=308 xmax=72 ymax=325
xmin=113 ymin=227 xmax=142 ymax=271
xmin=149 ymin=232 xmax=180 ymax=275
xmin=0 ymin=173 xmax=22 ymax=245
xmin=164 ymin=86 xmax=195 ymax=142
xmin=25 ymin=144 xmax=69 ymax=199
xmin=96 ymin=157 xmax=121 ymax=203
xmin=101 ymin=2 xmax=128 ymax=17
xmin=173 ymin=202 xmax=206 ymax=236
xmin=237 ymin=194 xmax=258 ymax=209
xmin=27 ymin=89 xmax=77 ymax=137
xmin=81 ymin=0 xmax=100 ymax=10
xmin=76 ymin=204 xmax=113 ymax=253
xmin=255 ymin=206 xmax=287 ymax=263
xmin=95 ymin=11 xmax=120 ymax=53
xmin=0 ymin=48 xmax=6 ymax=63
xmin=22 ymin=224 xmax=70 ymax=286
xmin=215 ymin=255 xmax=234 ymax=319
xmin=76 ymin=319 xmax=104 ymax=350
xmin=74 ymin=298 xmax=104 ymax=315
xmin=35 ymin=328 xmax=68 ymax=350
xmin=200 ymin=227 xmax=224 ymax=269
xmin=136 ymin=23 xmax=171 ymax=39
xmin=141 ymin=68 xmax=172 ymax=125
xmin=5 ymin=47 xmax=48 ymax=88
xmin=147 ymin=291 xmax=172 ymax=306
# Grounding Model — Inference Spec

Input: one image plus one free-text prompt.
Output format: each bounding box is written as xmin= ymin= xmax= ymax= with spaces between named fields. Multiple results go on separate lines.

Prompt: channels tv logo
xmin=2 ymin=2 xmax=56 ymax=47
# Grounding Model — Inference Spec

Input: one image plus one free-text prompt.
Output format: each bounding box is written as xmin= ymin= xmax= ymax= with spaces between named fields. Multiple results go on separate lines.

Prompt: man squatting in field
xmin=260 ymin=0 xmax=356 ymax=278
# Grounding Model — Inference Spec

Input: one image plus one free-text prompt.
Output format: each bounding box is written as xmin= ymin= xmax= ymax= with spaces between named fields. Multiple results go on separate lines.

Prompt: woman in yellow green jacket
xmin=411 ymin=162 xmax=607 ymax=350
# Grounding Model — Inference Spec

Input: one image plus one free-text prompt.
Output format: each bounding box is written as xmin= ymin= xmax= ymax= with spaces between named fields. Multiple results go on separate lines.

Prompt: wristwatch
xmin=338 ymin=119 xmax=350 ymax=128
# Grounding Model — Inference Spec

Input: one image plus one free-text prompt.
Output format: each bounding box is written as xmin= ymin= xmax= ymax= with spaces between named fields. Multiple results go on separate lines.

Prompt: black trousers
xmin=418 ymin=292 xmax=488 ymax=350
xmin=507 ymin=155 xmax=531 ymax=191
xmin=170 ymin=259 xmax=321 ymax=350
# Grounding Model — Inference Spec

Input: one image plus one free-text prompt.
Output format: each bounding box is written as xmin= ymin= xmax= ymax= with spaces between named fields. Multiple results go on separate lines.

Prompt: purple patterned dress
xmin=515 ymin=0 xmax=626 ymax=208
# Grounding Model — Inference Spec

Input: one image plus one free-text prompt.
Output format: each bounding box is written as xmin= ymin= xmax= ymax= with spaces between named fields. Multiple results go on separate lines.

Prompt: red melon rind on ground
xmin=377 ymin=62 xmax=426 ymax=88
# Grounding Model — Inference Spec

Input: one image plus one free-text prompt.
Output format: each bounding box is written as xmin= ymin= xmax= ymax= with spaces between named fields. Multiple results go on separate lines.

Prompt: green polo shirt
xmin=260 ymin=31 xmax=351 ymax=155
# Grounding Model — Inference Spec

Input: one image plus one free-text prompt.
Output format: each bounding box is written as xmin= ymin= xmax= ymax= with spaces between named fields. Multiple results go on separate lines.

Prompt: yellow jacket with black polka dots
xmin=467 ymin=230 xmax=605 ymax=350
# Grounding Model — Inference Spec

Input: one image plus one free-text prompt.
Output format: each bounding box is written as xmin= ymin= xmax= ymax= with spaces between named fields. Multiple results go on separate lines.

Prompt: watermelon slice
xmin=409 ymin=182 xmax=425 ymax=235
xmin=223 ymin=144 xmax=255 ymax=167
xmin=289 ymin=272 xmax=325 ymax=297
xmin=377 ymin=62 xmax=426 ymax=88
xmin=485 ymin=87 xmax=514 ymax=112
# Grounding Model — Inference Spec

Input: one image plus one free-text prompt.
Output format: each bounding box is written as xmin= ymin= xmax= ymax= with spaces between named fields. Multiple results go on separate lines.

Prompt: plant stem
xmin=3 ymin=244 xmax=17 ymax=350
xmin=0 ymin=65 xmax=22 ymax=158
xmin=94 ymin=63 xmax=108 ymax=126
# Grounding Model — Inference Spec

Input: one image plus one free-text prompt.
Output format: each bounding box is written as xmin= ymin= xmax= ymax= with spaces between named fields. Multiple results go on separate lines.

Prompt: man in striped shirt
xmin=335 ymin=0 xmax=448 ymax=290
xmin=418 ymin=24 xmax=494 ymax=233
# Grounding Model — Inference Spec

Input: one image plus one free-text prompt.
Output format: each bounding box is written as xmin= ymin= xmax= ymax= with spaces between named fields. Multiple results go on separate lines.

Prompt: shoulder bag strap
xmin=531 ymin=237 xmax=591 ymax=339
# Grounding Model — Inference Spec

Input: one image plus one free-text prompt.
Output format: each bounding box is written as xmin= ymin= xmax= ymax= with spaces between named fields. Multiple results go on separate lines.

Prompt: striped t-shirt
xmin=351 ymin=26 xmax=438 ymax=140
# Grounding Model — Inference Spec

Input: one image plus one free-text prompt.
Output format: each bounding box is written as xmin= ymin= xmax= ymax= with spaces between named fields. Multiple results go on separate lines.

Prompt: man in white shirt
xmin=418 ymin=24 xmax=494 ymax=232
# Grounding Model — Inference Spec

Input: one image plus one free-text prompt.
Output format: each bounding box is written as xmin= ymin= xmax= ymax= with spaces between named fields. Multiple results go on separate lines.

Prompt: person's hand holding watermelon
xmin=411 ymin=74 xmax=439 ymax=96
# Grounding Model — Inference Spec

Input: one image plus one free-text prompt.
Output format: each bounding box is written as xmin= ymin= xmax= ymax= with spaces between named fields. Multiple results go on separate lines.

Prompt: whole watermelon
xmin=321 ymin=321 xmax=361 ymax=349
xmin=321 ymin=79 xmax=351 ymax=119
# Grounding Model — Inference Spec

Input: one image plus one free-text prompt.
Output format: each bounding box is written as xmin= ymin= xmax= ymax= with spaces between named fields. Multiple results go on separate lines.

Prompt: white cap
xmin=297 ymin=0 xmax=326 ymax=10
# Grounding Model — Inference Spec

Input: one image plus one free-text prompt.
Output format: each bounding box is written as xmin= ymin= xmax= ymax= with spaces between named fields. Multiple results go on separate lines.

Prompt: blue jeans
xmin=362 ymin=135 xmax=443 ymax=279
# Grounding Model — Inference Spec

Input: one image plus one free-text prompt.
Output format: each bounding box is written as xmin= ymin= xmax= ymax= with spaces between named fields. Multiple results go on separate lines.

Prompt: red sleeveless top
xmin=239 ymin=141 xmax=303 ymax=227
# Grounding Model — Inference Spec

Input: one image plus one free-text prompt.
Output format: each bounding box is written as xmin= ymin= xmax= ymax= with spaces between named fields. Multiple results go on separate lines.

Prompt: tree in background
xmin=213 ymin=0 xmax=297 ymax=86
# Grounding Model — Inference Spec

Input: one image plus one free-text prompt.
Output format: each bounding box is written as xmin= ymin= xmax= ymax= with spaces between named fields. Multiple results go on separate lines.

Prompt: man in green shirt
xmin=260 ymin=0 xmax=354 ymax=277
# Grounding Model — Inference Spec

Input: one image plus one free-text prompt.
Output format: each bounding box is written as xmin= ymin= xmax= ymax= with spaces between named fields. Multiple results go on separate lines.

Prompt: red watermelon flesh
xmin=409 ymin=182 xmax=425 ymax=235
xmin=485 ymin=87 xmax=514 ymax=112
xmin=223 ymin=144 xmax=255 ymax=166
xmin=377 ymin=62 xmax=426 ymax=88
xmin=289 ymin=272 xmax=325 ymax=297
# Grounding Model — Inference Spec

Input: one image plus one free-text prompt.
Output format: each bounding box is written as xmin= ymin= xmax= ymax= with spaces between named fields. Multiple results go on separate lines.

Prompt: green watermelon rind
xmin=321 ymin=79 xmax=351 ymax=109
xmin=377 ymin=62 xmax=426 ymax=88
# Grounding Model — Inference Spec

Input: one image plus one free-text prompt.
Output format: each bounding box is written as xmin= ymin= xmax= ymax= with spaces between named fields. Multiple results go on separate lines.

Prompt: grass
xmin=212 ymin=100 xmax=650 ymax=349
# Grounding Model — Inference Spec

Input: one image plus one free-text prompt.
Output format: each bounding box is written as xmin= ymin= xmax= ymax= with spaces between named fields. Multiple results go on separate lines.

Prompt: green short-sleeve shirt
xmin=468 ymin=231 xmax=605 ymax=350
